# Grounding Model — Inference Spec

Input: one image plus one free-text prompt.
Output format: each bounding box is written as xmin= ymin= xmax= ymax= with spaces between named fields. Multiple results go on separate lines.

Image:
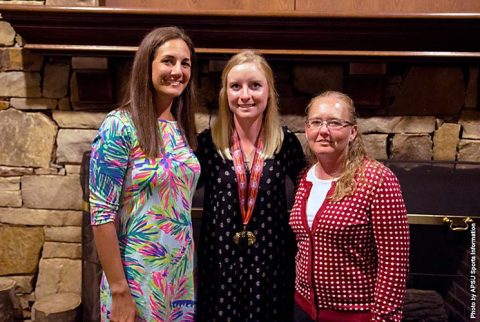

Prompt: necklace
xmin=243 ymin=149 xmax=255 ymax=171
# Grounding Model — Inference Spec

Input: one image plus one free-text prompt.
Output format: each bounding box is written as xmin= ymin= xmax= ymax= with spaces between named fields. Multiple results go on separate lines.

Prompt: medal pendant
xmin=233 ymin=230 xmax=256 ymax=248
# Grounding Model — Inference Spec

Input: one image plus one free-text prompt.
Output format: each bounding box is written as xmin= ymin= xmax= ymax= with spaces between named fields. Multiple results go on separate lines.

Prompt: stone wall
xmin=1 ymin=3 xmax=480 ymax=321
xmin=0 ymin=1 xmax=99 ymax=320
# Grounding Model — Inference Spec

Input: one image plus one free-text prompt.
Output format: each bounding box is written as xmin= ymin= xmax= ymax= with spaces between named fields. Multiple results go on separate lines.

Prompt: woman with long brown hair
xmin=89 ymin=26 xmax=199 ymax=322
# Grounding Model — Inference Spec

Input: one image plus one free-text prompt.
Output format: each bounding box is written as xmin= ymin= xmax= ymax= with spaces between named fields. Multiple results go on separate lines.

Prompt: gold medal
xmin=233 ymin=230 xmax=256 ymax=248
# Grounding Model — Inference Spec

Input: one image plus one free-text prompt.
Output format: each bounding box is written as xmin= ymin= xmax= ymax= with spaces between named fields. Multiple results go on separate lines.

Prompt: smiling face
xmin=151 ymin=38 xmax=192 ymax=101
xmin=226 ymin=62 xmax=269 ymax=123
xmin=305 ymin=95 xmax=358 ymax=160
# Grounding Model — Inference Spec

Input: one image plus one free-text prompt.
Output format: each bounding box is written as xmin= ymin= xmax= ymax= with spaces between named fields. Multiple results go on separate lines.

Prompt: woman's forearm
xmin=92 ymin=223 xmax=130 ymax=294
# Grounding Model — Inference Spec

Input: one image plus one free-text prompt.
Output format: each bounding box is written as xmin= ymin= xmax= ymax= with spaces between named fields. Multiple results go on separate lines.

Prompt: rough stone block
xmin=42 ymin=242 xmax=81 ymax=259
xmin=195 ymin=112 xmax=210 ymax=134
xmin=44 ymin=227 xmax=81 ymax=243
xmin=0 ymin=166 xmax=34 ymax=177
xmin=0 ymin=226 xmax=44 ymax=275
xmin=458 ymin=139 xmax=480 ymax=162
xmin=392 ymin=116 xmax=436 ymax=134
xmin=58 ymin=97 xmax=71 ymax=111
xmin=363 ymin=134 xmax=388 ymax=160
xmin=22 ymin=175 xmax=82 ymax=210
xmin=34 ymin=259 xmax=81 ymax=300
xmin=65 ymin=165 xmax=81 ymax=175
xmin=358 ymin=117 xmax=400 ymax=133
xmin=0 ymin=190 xmax=22 ymax=207
xmin=0 ymin=72 xmax=41 ymax=97
xmin=0 ymin=109 xmax=57 ymax=168
xmin=0 ymin=208 xmax=82 ymax=226
xmin=390 ymin=67 xmax=465 ymax=115
xmin=0 ymin=100 xmax=9 ymax=110
xmin=18 ymin=292 xmax=35 ymax=310
xmin=9 ymin=275 xmax=35 ymax=293
xmin=460 ymin=110 xmax=480 ymax=139
xmin=293 ymin=64 xmax=343 ymax=95
xmin=42 ymin=63 xmax=70 ymax=98
xmin=0 ymin=21 xmax=15 ymax=46
xmin=403 ymin=289 xmax=448 ymax=321
xmin=34 ymin=168 xmax=60 ymax=175
xmin=0 ymin=48 xmax=43 ymax=72
xmin=32 ymin=292 xmax=81 ymax=322
xmin=52 ymin=111 xmax=107 ymax=129
xmin=391 ymin=134 xmax=432 ymax=160
xmin=0 ymin=277 xmax=19 ymax=321
xmin=14 ymin=33 xmax=23 ymax=47
xmin=10 ymin=98 xmax=57 ymax=110
xmin=56 ymin=129 xmax=98 ymax=164
xmin=433 ymin=123 xmax=460 ymax=161
xmin=0 ymin=177 xmax=20 ymax=190
xmin=281 ymin=114 xmax=306 ymax=133
xmin=358 ymin=116 xmax=435 ymax=134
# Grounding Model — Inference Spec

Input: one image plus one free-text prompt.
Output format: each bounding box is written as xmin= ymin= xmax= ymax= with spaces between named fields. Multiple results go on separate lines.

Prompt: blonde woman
xmin=290 ymin=91 xmax=409 ymax=322
xmin=195 ymin=50 xmax=306 ymax=321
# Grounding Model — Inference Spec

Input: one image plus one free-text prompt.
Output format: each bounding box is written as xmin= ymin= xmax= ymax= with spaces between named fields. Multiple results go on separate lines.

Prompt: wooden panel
xmin=103 ymin=0 xmax=294 ymax=11
xmin=297 ymin=0 xmax=480 ymax=14
xmin=3 ymin=5 xmax=480 ymax=61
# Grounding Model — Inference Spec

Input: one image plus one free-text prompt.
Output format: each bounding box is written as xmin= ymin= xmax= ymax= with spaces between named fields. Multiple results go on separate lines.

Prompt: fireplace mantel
xmin=2 ymin=4 xmax=480 ymax=61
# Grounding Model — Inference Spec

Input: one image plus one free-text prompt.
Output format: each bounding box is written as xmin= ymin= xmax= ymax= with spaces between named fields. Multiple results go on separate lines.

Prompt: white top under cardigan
xmin=305 ymin=163 xmax=334 ymax=229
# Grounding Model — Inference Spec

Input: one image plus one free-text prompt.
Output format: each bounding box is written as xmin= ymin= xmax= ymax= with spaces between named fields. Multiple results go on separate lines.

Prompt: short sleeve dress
xmin=195 ymin=127 xmax=306 ymax=322
xmin=89 ymin=110 xmax=200 ymax=322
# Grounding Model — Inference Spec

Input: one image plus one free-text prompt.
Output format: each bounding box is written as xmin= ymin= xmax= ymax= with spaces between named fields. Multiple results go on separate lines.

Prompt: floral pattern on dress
xmin=90 ymin=110 xmax=200 ymax=322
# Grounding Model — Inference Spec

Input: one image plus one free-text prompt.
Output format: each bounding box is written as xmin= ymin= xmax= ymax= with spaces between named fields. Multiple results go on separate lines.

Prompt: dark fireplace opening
xmin=386 ymin=161 xmax=479 ymax=322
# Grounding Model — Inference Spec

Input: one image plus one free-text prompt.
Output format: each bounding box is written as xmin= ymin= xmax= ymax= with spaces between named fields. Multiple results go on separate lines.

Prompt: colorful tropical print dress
xmin=89 ymin=110 xmax=200 ymax=322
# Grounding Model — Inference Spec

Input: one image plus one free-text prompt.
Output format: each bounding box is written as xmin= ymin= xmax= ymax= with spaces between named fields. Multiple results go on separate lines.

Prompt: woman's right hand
xmin=109 ymin=282 xmax=137 ymax=322
xmin=93 ymin=224 xmax=137 ymax=322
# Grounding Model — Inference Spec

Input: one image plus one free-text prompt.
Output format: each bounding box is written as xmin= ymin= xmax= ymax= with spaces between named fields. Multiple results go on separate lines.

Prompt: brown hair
xmin=306 ymin=91 xmax=370 ymax=201
xmin=212 ymin=50 xmax=283 ymax=159
xmin=121 ymin=26 xmax=197 ymax=157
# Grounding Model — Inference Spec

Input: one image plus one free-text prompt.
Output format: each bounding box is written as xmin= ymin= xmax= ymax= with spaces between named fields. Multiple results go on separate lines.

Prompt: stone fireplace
xmin=0 ymin=1 xmax=479 ymax=321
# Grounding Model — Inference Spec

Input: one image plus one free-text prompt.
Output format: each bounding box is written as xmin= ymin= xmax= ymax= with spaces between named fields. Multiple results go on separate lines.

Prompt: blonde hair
xmin=306 ymin=91 xmax=371 ymax=201
xmin=211 ymin=50 xmax=283 ymax=159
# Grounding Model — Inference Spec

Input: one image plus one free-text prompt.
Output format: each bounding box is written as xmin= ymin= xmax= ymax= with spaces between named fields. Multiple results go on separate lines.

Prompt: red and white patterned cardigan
xmin=289 ymin=158 xmax=410 ymax=322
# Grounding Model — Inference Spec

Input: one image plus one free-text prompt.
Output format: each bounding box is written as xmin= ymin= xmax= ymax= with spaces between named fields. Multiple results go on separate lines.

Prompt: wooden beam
xmin=2 ymin=5 xmax=480 ymax=60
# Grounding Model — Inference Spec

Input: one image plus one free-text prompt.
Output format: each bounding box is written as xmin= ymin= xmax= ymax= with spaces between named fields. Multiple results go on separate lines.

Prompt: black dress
xmin=195 ymin=128 xmax=306 ymax=322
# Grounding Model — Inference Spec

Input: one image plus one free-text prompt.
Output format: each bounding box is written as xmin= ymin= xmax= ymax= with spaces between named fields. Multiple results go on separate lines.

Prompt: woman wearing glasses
xmin=290 ymin=91 xmax=409 ymax=322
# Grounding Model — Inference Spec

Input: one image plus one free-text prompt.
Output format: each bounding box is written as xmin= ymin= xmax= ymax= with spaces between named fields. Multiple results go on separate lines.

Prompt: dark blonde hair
xmin=121 ymin=26 xmax=197 ymax=157
xmin=211 ymin=50 xmax=283 ymax=159
xmin=306 ymin=91 xmax=370 ymax=201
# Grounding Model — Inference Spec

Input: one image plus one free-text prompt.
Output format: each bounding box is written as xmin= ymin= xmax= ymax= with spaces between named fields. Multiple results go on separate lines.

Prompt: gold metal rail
xmin=83 ymin=201 xmax=479 ymax=231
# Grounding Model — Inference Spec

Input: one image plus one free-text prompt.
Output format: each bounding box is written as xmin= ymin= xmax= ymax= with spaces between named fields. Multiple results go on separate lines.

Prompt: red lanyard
xmin=231 ymin=129 xmax=264 ymax=226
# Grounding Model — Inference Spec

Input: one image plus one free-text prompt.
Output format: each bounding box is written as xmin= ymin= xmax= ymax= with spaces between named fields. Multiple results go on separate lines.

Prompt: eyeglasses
xmin=305 ymin=118 xmax=354 ymax=130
